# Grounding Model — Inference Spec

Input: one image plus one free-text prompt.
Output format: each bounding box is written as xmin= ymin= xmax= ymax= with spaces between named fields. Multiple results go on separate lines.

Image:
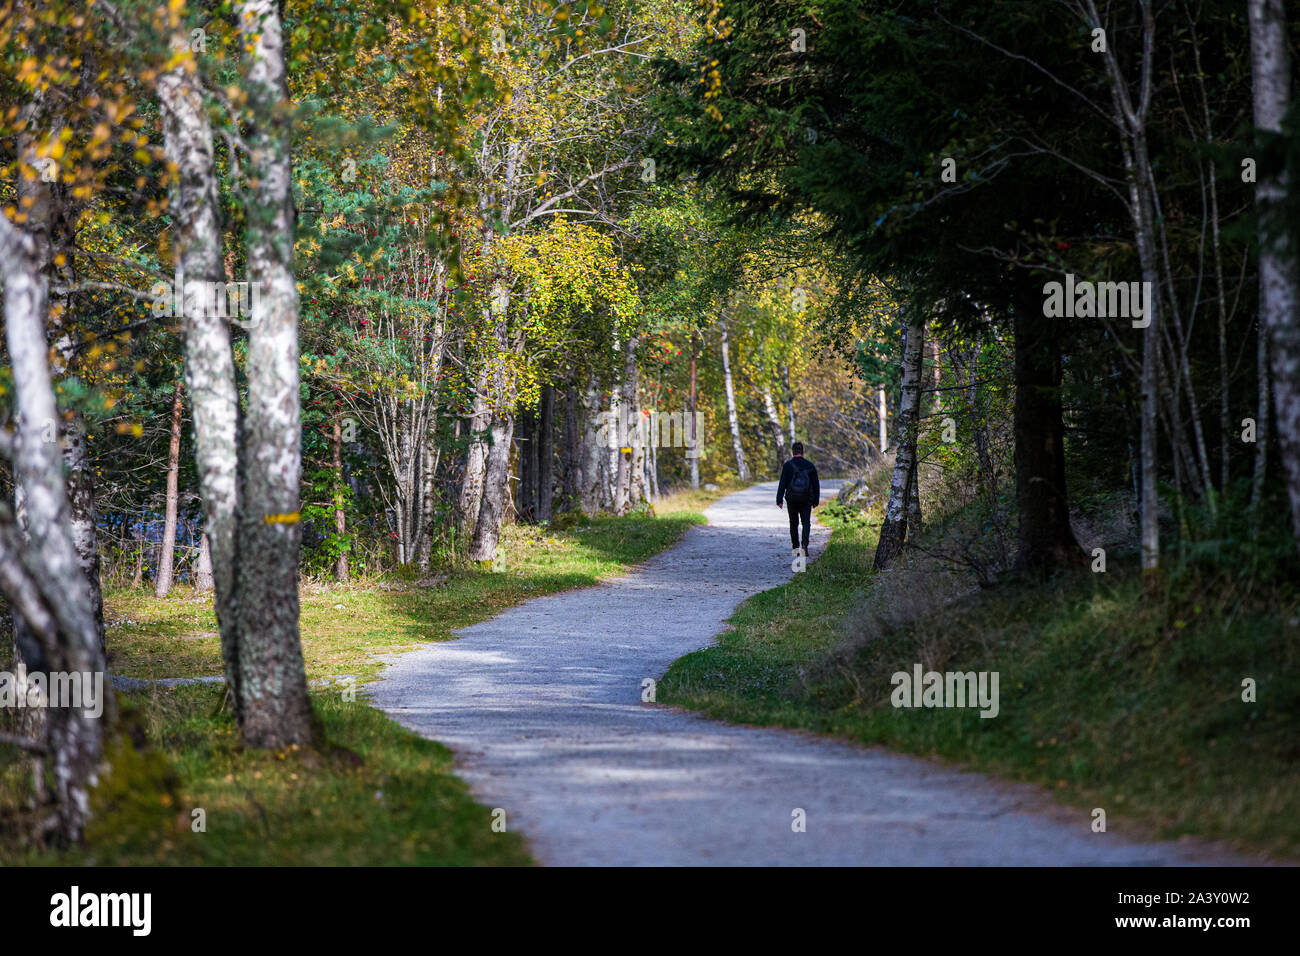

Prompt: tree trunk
xmin=604 ymin=389 xmax=620 ymax=509
xmin=1253 ymin=327 xmax=1271 ymax=517
xmin=538 ymin=385 xmax=555 ymax=522
xmin=614 ymin=336 xmax=640 ymax=513
xmin=195 ymin=532 xmax=215 ymax=591
xmin=154 ymin=377 xmax=185 ymax=598
xmin=1011 ymin=294 xmax=1081 ymax=579
xmin=720 ymin=318 xmax=750 ymax=481
xmin=468 ymin=307 xmax=518 ymax=559
xmin=61 ymin=422 xmax=104 ymax=656
xmin=878 ymin=386 xmax=888 ymax=456
xmin=929 ymin=337 xmax=943 ymax=412
xmin=517 ymin=406 xmax=538 ymax=522
xmin=761 ymin=385 xmax=788 ymax=470
xmin=647 ymin=391 xmax=661 ymax=500
xmin=333 ymin=414 xmax=349 ymax=580
xmin=6 ymin=342 xmax=48 ymax=758
xmin=906 ymin=455 xmax=923 ymax=539
xmin=459 ymin=367 xmax=491 ymax=532
xmin=560 ymin=383 xmax=580 ymax=513
xmin=158 ymin=39 xmax=242 ymax=707
xmin=1134 ymin=134 xmax=1164 ymax=581
xmin=1249 ymin=0 xmax=1300 ymax=550
xmin=688 ymin=337 xmax=700 ymax=488
xmin=1092 ymin=0 xmax=1161 ymax=579
xmin=1211 ymin=170 xmax=1232 ymax=495
xmin=580 ymin=383 xmax=605 ymax=512
xmin=781 ymin=362 xmax=796 ymax=446
xmin=627 ymin=385 xmax=647 ymax=508
xmin=132 ymin=516 xmax=145 ymax=589
xmin=387 ymin=402 xmax=422 ymax=565
xmin=416 ymin=430 xmax=438 ymax=571
xmin=631 ymin=422 xmax=649 ymax=506
xmin=1190 ymin=11 xmax=1233 ymax=498
xmin=17 ymin=110 xmax=106 ymax=662
xmin=0 ymin=212 xmax=113 ymax=843
xmin=615 ymin=400 xmax=630 ymax=515
xmin=0 ymin=521 xmax=62 ymax=761
xmin=873 ymin=314 xmax=926 ymax=570
xmin=468 ymin=411 xmax=515 ymax=562
xmin=232 ymin=0 xmax=314 ymax=749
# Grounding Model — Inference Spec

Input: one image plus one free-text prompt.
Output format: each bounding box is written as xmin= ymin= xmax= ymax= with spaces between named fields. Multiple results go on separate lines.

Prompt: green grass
xmin=2 ymin=504 xmax=708 ymax=865
xmin=660 ymin=503 xmax=1300 ymax=859
xmin=102 ymin=509 xmax=706 ymax=684
xmin=3 ymin=686 xmax=533 ymax=865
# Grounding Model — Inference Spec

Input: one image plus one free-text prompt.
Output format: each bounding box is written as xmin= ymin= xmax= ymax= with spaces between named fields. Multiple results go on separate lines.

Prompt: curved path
xmin=371 ymin=482 xmax=1242 ymax=865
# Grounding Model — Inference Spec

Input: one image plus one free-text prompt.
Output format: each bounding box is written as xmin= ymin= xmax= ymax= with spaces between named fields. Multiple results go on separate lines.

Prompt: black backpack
xmin=786 ymin=460 xmax=811 ymax=503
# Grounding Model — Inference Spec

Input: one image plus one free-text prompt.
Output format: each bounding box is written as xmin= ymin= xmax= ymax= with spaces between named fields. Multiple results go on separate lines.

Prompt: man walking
xmin=776 ymin=442 xmax=820 ymax=557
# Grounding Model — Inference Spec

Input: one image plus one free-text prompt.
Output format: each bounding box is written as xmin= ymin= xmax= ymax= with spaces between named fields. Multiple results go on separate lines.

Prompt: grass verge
xmin=2 ymin=503 xmax=708 ymax=864
xmin=659 ymin=502 xmax=1300 ymax=859
xmin=100 ymin=508 xmax=706 ymax=683
xmin=3 ymin=686 xmax=533 ymax=865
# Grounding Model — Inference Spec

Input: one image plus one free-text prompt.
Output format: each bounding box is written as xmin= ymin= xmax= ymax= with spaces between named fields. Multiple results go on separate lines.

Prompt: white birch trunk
xmin=468 ymin=412 xmax=515 ymax=562
xmin=873 ymin=315 xmax=925 ymax=570
xmin=878 ymin=386 xmax=888 ymax=455
xmin=233 ymin=0 xmax=313 ymax=748
xmin=0 ymin=213 xmax=111 ymax=842
xmin=761 ymin=385 xmax=788 ymax=469
xmin=459 ymin=364 xmax=491 ymax=531
xmin=468 ymin=314 xmax=517 ymax=561
xmin=614 ymin=336 xmax=640 ymax=513
xmin=720 ymin=318 xmax=750 ymax=481
xmin=194 ymin=532 xmax=215 ymax=591
xmin=781 ymin=363 xmax=796 ymax=446
xmin=1249 ymin=0 xmax=1300 ymax=549
xmin=154 ymin=378 xmax=185 ymax=597
xmin=157 ymin=41 xmax=242 ymax=696
xmin=580 ymin=383 xmax=605 ymax=513
xmin=1087 ymin=0 xmax=1162 ymax=578
xmin=16 ymin=112 xmax=106 ymax=659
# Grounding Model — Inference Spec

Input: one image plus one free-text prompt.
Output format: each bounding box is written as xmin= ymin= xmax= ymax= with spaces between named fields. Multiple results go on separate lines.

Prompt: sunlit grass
xmin=102 ymin=510 xmax=706 ymax=684
xmin=2 ymin=506 xmax=707 ymax=865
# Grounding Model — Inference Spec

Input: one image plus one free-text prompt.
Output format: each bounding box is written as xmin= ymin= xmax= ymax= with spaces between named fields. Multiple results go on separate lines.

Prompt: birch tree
xmin=153 ymin=377 xmax=185 ymax=597
xmin=232 ymin=0 xmax=314 ymax=748
xmin=874 ymin=313 xmax=926 ymax=570
xmin=157 ymin=23 xmax=242 ymax=692
xmin=1076 ymin=0 xmax=1163 ymax=579
xmin=1248 ymin=0 xmax=1300 ymax=551
xmin=760 ymin=384 xmax=788 ymax=466
xmin=719 ymin=315 xmax=750 ymax=481
xmin=0 ymin=211 xmax=114 ymax=843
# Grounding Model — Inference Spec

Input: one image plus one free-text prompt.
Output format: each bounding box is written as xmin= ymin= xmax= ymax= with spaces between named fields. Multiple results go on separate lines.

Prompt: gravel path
xmin=371 ymin=482 xmax=1245 ymax=865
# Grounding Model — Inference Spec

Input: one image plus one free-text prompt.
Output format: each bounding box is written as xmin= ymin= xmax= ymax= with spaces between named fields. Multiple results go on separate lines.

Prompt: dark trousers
xmin=787 ymin=499 xmax=812 ymax=550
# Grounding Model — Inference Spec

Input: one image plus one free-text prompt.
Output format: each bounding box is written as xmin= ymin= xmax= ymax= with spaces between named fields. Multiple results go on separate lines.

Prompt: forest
xmin=0 ymin=0 xmax=1297 ymax=870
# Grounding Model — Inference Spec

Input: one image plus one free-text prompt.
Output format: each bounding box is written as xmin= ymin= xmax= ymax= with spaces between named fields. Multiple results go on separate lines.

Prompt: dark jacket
xmin=777 ymin=456 xmax=819 ymax=506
